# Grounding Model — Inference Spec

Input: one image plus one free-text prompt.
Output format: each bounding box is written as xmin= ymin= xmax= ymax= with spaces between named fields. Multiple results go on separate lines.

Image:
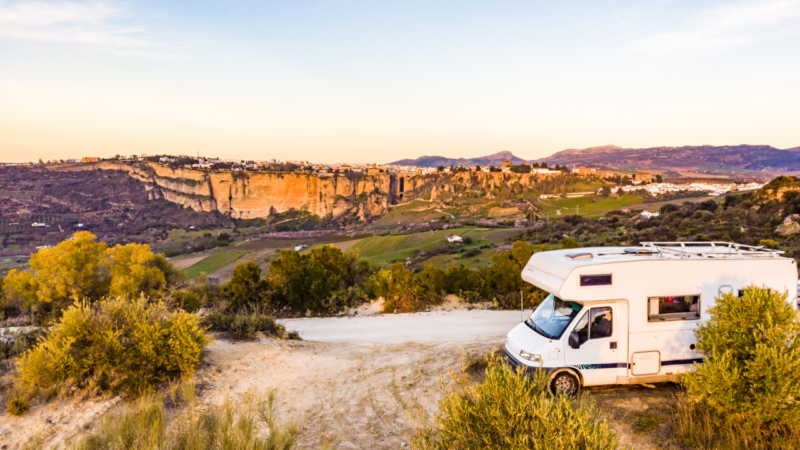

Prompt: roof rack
xmin=638 ymin=241 xmax=784 ymax=259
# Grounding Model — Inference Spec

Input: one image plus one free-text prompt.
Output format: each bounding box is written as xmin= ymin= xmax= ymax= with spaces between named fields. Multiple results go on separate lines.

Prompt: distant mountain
xmin=535 ymin=145 xmax=800 ymax=172
xmin=784 ymin=146 xmax=800 ymax=152
xmin=391 ymin=151 xmax=526 ymax=168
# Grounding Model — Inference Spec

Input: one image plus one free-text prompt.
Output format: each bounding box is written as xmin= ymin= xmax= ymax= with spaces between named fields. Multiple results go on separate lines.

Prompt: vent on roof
xmin=624 ymin=247 xmax=657 ymax=255
xmin=566 ymin=252 xmax=593 ymax=260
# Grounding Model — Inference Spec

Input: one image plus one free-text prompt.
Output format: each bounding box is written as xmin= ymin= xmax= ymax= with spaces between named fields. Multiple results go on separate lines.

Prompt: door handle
xmin=610 ymin=342 xmax=617 ymax=350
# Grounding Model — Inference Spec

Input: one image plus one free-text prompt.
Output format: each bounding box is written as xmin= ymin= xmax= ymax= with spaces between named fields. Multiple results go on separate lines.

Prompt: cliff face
xmin=60 ymin=162 xmax=563 ymax=222
xmin=69 ymin=161 xmax=400 ymax=221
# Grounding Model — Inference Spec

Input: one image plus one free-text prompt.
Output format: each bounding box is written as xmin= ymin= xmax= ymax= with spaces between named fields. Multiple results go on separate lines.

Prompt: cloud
xmin=0 ymin=0 xmax=168 ymax=56
xmin=634 ymin=0 xmax=800 ymax=52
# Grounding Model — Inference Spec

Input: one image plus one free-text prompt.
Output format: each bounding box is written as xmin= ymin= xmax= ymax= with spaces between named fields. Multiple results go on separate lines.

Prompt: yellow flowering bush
xmin=15 ymin=296 xmax=210 ymax=399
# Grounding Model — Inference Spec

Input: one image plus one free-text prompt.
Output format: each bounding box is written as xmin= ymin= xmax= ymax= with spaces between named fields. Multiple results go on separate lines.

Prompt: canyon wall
xmin=64 ymin=162 xmax=411 ymax=221
xmin=59 ymin=162 xmax=562 ymax=221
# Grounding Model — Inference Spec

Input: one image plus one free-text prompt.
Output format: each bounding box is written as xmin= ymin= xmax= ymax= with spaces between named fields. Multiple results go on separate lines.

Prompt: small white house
xmin=640 ymin=210 xmax=660 ymax=219
xmin=446 ymin=235 xmax=463 ymax=243
xmin=504 ymin=242 xmax=797 ymax=394
xmin=293 ymin=244 xmax=308 ymax=251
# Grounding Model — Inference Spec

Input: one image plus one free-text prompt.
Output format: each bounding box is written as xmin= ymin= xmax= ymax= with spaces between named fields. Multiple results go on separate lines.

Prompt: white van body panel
xmin=507 ymin=243 xmax=797 ymax=387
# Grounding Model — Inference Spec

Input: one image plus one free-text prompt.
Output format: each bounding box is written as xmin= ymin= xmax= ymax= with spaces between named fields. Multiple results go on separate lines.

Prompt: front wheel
xmin=549 ymin=371 xmax=580 ymax=396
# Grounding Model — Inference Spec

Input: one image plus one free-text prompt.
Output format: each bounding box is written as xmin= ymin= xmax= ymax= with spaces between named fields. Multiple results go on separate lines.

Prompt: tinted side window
xmin=590 ymin=307 xmax=613 ymax=339
xmin=648 ymin=295 xmax=700 ymax=321
xmin=580 ymin=274 xmax=612 ymax=286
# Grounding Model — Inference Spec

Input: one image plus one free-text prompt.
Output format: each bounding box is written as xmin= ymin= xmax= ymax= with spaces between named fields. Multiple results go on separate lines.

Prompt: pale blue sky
xmin=1 ymin=0 xmax=799 ymax=163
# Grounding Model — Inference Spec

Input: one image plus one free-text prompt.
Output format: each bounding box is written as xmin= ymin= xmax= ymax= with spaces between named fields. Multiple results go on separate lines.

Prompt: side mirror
xmin=568 ymin=331 xmax=581 ymax=349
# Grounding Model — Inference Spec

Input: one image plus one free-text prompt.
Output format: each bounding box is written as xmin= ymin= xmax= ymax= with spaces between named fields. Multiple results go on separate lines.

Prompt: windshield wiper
xmin=526 ymin=320 xmax=555 ymax=339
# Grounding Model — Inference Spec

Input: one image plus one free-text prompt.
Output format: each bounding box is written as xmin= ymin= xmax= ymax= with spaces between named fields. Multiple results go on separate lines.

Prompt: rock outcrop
xmin=61 ymin=161 xmax=407 ymax=221
xmin=58 ymin=162 xmax=563 ymax=222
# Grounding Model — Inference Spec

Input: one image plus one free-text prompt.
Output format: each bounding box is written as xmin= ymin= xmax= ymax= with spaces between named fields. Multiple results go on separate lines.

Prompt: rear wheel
xmin=549 ymin=371 xmax=580 ymax=396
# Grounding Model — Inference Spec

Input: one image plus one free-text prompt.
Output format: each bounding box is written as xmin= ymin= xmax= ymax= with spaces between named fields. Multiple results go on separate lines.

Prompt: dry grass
xmin=68 ymin=379 xmax=297 ymax=450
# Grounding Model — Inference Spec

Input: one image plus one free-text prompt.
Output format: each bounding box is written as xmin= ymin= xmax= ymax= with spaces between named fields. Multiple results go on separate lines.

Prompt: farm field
xmin=536 ymin=193 xmax=644 ymax=218
xmin=352 ymin=227 xmax=494 ymax=263
xmin=169 ymin=228 xmax=232 ymax=243
xmin=183 ymin=250 xmax=250 ymax=279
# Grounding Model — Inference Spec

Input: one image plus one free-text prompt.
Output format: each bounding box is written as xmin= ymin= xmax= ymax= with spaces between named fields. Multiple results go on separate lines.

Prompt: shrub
xmin=267 ymin=246 xmax=372 ymax=314
xmin=2 ymin=232 xmax=169 ymax=318
xmin=203 ymin=310 xmax=286 ymax=340
xmin=223 ymin=262 xmax=269 ymax=311
xmin=676 ymin=286 xmax=800 ymax=449
xmin=462 ymin=235 xmax=473 ymax=244
xmin=410 ymin=354 xmax=620 ymax=449
xmin=15 ymin=296 xmax=210 ymax=399
xmin=559 ymin=237 xmax=581 ymax=249
xmin=758 ymin=239 xmax=779 ymax=249
xmin=6 ymin=397 xmax=30 ymax=416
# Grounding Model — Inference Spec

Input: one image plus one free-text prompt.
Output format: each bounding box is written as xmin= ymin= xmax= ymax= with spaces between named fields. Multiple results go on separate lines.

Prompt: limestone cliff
xmin=65 ymin=161 xmax=402 ymax=221
xmin=59 ymin=162 xmax=563 ymax=222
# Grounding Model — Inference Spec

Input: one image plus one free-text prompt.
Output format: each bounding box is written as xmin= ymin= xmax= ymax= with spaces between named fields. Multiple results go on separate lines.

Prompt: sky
xmin=0 ymin=0 xmax=799 ymax=164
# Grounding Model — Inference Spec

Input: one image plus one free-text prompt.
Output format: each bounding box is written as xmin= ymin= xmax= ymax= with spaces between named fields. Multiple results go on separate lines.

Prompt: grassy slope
xmin=169 ymin=228 xmax=231 ymax=243
xmin=183 ymin=250 xmax=249 ymax=279
xmin=352 ymin=227 xmax=493 ymax=263
xmin=536 ymin=194 xmax=644 ymax=218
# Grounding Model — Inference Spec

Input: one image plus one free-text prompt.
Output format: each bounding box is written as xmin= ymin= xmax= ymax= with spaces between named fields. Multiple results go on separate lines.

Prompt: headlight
xmin=519 ymin=351 xmax=543 ymax=365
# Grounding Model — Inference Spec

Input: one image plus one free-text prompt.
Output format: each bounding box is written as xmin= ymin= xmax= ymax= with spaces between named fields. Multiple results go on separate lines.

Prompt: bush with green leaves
xmin=14 ymin=296 xmax=210 ymax=400
xmin=203 ymin=310 xmax=286 ymax=340
xmin=370 ymin=263 xmax=443 ymax=313
xmin=410 ymin=355 xmax=620 ymax=449
xmin=223 ymin=261 xmax=270 ymax=311
xmin=267 ymin=246 xmax=372 ymax=314
xmin=676 ymin=286 xmax=800 ymax=449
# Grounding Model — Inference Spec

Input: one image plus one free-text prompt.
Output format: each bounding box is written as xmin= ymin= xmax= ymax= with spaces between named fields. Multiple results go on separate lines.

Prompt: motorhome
xmin=504 ymin=242 xmax=798 ymax=394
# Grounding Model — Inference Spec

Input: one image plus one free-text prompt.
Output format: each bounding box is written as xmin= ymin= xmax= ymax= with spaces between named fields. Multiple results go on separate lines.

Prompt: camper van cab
xmin=504 ymin=242 xmax=798 ymax=394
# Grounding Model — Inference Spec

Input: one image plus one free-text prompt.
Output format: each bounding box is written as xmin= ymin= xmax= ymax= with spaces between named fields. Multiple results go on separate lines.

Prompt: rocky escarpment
xmin=61 ymin=162 xmax=415 ymax=221
xmin=59 ymin=162 xmax=566 ymax=222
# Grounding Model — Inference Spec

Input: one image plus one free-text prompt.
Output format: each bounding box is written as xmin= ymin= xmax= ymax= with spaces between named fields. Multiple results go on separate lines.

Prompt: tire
xmin=549 ymin=371 xmax=580 ymax=396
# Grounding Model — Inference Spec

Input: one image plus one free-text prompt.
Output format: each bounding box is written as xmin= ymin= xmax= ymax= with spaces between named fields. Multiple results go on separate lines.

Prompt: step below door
xmin=631 ymin=351 xmax=660 ymax=376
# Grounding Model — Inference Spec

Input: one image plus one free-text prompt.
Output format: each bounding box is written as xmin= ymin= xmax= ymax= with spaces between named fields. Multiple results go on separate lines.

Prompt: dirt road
xmin=280 ymin=309 xmax=533 ymax=344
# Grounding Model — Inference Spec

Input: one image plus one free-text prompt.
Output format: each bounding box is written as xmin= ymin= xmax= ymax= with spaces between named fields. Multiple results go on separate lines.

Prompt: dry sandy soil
xmin=1 ymin=304 xmax=682 ymax=449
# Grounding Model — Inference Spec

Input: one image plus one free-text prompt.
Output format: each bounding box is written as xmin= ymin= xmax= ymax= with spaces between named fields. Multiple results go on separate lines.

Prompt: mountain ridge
xmin=535 ymin=144 xmax=800 ymax=171
xmin=390 ymin=150 xmax=526 ymax=167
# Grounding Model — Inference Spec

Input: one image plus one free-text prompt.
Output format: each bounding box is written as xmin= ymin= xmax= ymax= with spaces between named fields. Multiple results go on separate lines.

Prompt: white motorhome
xmin=504 ymin=242 xmax=798 ymax=394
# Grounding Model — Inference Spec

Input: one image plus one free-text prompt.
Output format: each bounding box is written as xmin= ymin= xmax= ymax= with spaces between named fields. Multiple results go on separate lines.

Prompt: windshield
xmin=526 ymin=294 xmax=583 ymax=340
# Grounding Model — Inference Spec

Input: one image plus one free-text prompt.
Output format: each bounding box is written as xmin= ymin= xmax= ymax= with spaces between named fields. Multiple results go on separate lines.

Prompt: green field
xmin=352 ymin=227 xmax=493 ymax=263
xmin=169 ymin=228 xmax=232 ymax=243
xmin=183 ymin=250 xmax=250 ymax=279
xmin=536 ymin=194 xmax=644 ymax=218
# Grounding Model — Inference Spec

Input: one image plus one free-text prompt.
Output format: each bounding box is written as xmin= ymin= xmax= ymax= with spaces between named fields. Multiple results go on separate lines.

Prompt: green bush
xmin=223 ymin=262 xmax=269 ymax=311
xmin=6 ymin=397 xmax=30 ymax=416
xmin=15 ymin=296 xmax=210 ymax=399
xmin=370 ymin=263 xmax=442 ymax=313
xmin=676 ymin=286 xmax=800 ymax=449
xmin=410 ymin=355 xmax=620 ymax=449
xmin=267 ymin=246 xmax=372 ymax=314
xmin=203 ymin=310 xmax=286 ymax=340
